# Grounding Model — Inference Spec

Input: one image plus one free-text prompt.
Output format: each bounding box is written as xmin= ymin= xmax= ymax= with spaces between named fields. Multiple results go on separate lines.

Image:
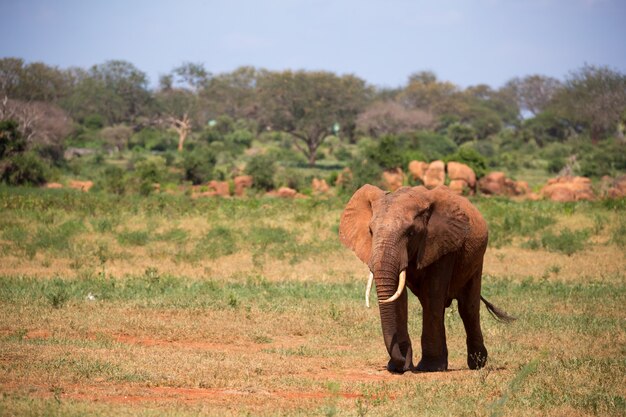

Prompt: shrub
xmin=1 ymin=151 xmax=50 ymax=186
xmin=246 ymin=154 xmax=276 ymax=191
xmin=182 ymin=146 xmax=217 ymax=185
xmin=99 ymin=165 xmax=128 ymax=195
xmin=83 ymin=114 xmax=105 ymax=130
xmin=0 ymin=120 xmax=27 ymax=158
xmin=364 ymin=135 xmax=406 ymax=170
xmin=134 ymin=156 xmax=168 ymax=195
xmin=577 ymin=139 xmax=626 ymax=177
xmin=341 ymin=157 xmax=383 ymax=194
xmin=129 ymin=128 xmax=176 ymax=151
xmin=413 ymin=131 xmax=458 ymax=161
xmin=447 ymin=122 xmax=476 ymax=145
xmin=444 ymin=146 xmax=489 ymax=178
xmin=101 ymin=124 xmax=133 ymax=151
xmin=540 ymin=228 xmax=590 ymax=256
xmin=520 ymin=110 xmax=570 ymax=146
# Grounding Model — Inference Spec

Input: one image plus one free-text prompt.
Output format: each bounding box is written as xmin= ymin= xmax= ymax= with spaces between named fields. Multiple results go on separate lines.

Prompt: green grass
xmin=1 ymin=187 xmax=625 ymax=416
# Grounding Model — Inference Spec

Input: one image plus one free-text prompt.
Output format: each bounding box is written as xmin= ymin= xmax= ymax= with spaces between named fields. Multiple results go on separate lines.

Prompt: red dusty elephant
xmin=339 ymin=185 xmax=514 ymax=373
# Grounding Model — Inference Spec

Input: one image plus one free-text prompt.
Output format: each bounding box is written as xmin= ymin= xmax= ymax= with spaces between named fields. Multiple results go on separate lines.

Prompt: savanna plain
xmin=0 ymin=187 xmax=624 ymax=416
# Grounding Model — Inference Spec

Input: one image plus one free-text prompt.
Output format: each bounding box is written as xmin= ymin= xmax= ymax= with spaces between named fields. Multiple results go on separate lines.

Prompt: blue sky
xmin=1 ymin=0 xmax=624 ymax=89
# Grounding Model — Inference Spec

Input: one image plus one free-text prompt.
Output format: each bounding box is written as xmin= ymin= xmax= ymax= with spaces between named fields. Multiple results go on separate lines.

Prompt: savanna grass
xmin=0 ymin=187 xmax=625 ymax=416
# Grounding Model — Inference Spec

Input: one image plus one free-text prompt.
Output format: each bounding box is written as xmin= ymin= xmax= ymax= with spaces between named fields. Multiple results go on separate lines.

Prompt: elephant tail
xmin=480 ymin=296 xmax=516 ymax=323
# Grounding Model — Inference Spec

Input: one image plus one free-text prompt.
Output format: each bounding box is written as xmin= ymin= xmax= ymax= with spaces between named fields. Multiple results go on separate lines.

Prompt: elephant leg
xmin=457 ymin=272 xmax=488 ymax=370
xmin=415 ymin=258 xmax=452 ymax=372
xmin=379 ymin=286 xmax=413 ymax=373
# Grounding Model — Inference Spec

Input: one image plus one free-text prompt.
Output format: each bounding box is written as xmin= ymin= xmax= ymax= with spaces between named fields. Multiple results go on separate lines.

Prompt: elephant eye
xmin=407 ymin=228 xmax=415 ymax=237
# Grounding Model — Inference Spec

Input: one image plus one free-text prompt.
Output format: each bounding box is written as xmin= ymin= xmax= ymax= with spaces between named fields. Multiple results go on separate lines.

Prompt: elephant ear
xmin=417 ymin=187 xmax=470 ymax=269
xmin=339 ymin=184 xmax=385 ymax=264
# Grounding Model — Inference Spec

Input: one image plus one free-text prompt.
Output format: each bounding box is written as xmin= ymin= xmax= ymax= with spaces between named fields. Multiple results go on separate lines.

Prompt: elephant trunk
xmin=371 ymin=249 xmax=413 ymax=373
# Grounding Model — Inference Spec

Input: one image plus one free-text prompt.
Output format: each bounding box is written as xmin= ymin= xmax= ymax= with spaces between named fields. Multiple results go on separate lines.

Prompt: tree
xmin=398 ymin=71 xmax=462 ymax=116
xmin=356 ymin=101 xmax=434 ymax=136
xmin=257 ymin=70 xmax=369 ymax=165
xmin=155 ymin=63 xmax=211 ymax=152
xmin=0 ymin=97 xmax=72 ymax=162
xmin=554 ymin=64 xmax=626 ymax=143
xmin=0 ymin=58 xmax=25 ymax=98
xmin=504 ymin=75 xmax=562 ymax=116
xmin=62 ymin=60 xmax=151 ymax=125
xmin=202 ymin=66 xmax=262 ymax=120
xmin=0 ymin=120 xmax=49 ymax=186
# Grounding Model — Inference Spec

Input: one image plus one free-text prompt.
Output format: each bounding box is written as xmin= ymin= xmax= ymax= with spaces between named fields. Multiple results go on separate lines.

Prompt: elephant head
xmin=339 ymin=185 xmax=472 ymax=372
xmin=340 ymin=185 xmax=469 ymax=302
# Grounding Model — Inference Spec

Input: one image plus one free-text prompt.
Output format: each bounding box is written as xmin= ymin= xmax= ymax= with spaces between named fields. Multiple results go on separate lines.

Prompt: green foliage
xmin=134 ymin=156 xmax=168 ymax=195
xmin=413 ymin=130 xmax=458 ymax=161
xmin=274 ymin=167 xmax=309 ymax=191
xmin=182 ymin=146 xmax=216 ymax=185
xmin=444 ymin=146 xmax=489 ymax=178
xmin=83 ymin=114 xmax=105 ymax=130
xmin=447 ymin=122 xmax=476 ymax=145
xmin=0 ymin=120 xmax=27 ymax=158
xmin=478 ymin=199 xmax=556 ymax=248
xmin=520 ymin=110 xmax=570 ymax=146
xmin=44 ymin=278 xmax=70 ymax=309
xmin=539 ymin=228 xmax=590 ymax=255
xmin=1 ymin=151 xmax=50 ymax=186
xmin=0 ymin=120 xmax=50 ymax=186
xmin=577 ymin=139 xmax=626 ymax=177
xmin=98 ymin=165 xmax=127 ymax=195
xmin=246 ymin=154 xmax=276 ymax=191
xmin=363 ymin=135 xmax=406 ymax=170
xmin=129 ymin=128 xmax=175 ymax=151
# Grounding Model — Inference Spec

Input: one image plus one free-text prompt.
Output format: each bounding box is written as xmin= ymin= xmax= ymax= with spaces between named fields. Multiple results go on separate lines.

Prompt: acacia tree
xmin=356 ymin=101 xmax=434 ymax=136
xmin=504 ymin=75 xmax=562 ymax=117
xmin=156 ymin=62 xmax=210 ymax=152
xmin=397 ymin=71 xmax=463 ymax=116
xmin=61 ymin=60 xmax=151 ymax=125
xmin=202 ymin=66 xmax=262 ymax=120
xmin=257 ymin=70 xmax=369 ymax=165
xmin=0 ymin=97 xmax=71 ymax=152
xmin=554 ymin=64 xmax=626 ymax=143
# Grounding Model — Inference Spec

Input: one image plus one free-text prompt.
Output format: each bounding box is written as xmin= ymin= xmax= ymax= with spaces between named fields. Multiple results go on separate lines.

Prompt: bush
xmin=274 ymin=167 xmax=309 ymax=191
xmin=447 ymin=122 xmax=476 ymax=145
xmin=182 ymin=146 xmax=217 ymax=185
xmin=364 ymin=135 xmax=406 ymax=170
xmin=520 ymin=110 xmax=570 ymax=146
xmin=577 ymin=139 xmax=626 ymax=177
xmin=0 ymin=120 xmax=27 ymax=158
xmin=129 ymin=128 xmax=176 ymax=151
xmin=413 ymin=131 xmax=458 ymax=161
xmin=99 ymin=165 xmax=128 ymax=195
xmin=444 ymin=146 xmax=489 ymax=178
xmin=101 ymin=125 xmax=133 ymax=151
xmin=246 ymin=154 xmax=276 ymax=191
xmin=83 ymin=114 xmax=105 ymax=130
xmin=339 ymin=157 xmax=383 ymax=194
xmin=134 ymin=156 xmax=168 ymax=195
xmin=1 ymin=151 xmax=50 ymax=186
xmin=540 ymin=228 xmax=590 ymax=256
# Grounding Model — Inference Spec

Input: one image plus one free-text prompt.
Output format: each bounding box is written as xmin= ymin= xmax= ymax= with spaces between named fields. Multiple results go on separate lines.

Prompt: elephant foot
xmin=467 ymin=346 xmax=488 ymax=370
xmin=386 ymin=358 xmax=412 ymax=374
xmin=416 ymin=355 xmax=448 ymax=372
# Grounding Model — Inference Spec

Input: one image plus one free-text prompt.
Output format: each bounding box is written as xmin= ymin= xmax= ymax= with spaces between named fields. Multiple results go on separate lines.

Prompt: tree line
xmin=0 ymin=57 xmax=625 ymax=189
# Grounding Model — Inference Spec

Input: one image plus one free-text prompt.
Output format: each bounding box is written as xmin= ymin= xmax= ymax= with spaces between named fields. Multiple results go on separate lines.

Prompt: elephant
xmin=339 ymin=184 xmax=514 ymax=373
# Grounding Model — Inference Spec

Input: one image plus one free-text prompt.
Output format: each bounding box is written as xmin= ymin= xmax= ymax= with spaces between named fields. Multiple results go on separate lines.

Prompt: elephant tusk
xmin=379 ymin=270 xmax=406 ymax=304
xmin=365 ymin=272 xmax=374 ymax=308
